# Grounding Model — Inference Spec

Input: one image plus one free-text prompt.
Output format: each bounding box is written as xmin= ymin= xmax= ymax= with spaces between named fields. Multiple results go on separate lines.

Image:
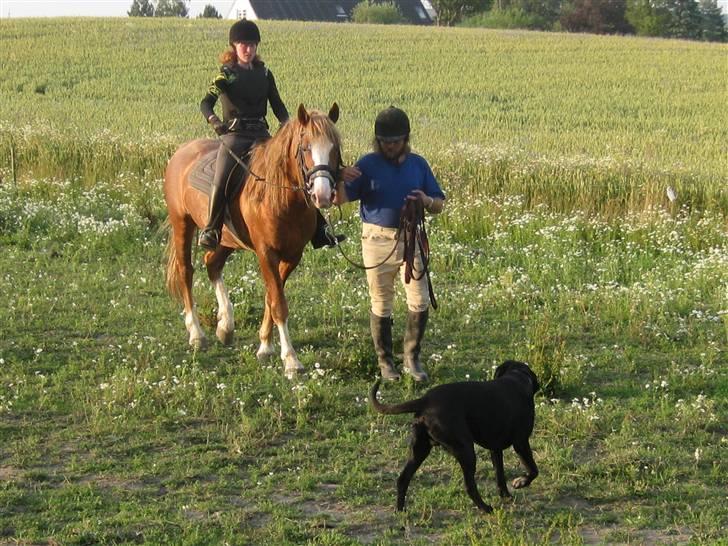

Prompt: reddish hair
xmin=219 ymin=46 xmax=263 ymax=66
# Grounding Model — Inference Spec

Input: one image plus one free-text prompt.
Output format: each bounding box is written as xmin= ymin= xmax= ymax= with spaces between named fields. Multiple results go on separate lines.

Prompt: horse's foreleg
xmin=257 ymin=255 xmax=303 ymax=378
xmin=276 ymin=260 xmax=304 ymax=378
xmin=205 ymin=246 xmax=235 ymax=345
xmin=256 ymin=298 xmax=276 ymax=360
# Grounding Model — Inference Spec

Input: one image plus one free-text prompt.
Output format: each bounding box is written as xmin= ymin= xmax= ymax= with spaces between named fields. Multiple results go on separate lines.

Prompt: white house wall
xmin=226 ymin=0 xmax=257 ymax=19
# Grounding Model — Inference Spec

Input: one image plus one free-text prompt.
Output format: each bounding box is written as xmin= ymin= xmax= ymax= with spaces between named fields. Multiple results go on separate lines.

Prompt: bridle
xmin=219 ymin=126 xmax=341 ymax=203
xmin=295 ymin=128 xmax=341 ymax=203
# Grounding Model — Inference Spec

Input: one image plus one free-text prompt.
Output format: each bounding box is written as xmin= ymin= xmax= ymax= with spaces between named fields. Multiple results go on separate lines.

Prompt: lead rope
xmin=324 ymin=201 xmax=438 ymax=309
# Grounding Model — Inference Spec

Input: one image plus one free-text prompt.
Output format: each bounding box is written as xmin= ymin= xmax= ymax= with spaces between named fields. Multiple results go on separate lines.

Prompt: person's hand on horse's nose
xmin=341 ymin=166 xmax=361 ymax=182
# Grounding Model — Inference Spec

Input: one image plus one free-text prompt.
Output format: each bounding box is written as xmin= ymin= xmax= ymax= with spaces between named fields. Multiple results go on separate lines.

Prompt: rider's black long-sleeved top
xmin=200 ymin=62 xmax=289 ymax=125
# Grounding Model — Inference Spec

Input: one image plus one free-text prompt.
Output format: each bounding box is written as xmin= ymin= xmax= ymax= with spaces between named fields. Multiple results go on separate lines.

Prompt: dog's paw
xmin=499 ymin=490 xmax=512 ymax=499
xmin=512 ymin=476 xmax=531 ymax=489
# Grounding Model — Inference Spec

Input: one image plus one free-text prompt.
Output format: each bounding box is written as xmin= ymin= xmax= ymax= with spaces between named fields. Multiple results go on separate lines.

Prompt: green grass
xmin=1 ymin=18 xmax=726 ymax=545
xmin=1 ymin=18 xmax=726 ymax=212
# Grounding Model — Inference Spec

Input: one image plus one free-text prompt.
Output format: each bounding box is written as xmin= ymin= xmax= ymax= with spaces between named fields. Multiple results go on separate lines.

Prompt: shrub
xmin=351 ymin=0 xmax=405 ymax=24
xmin=460 ymin=7 xmax=551 ymax=30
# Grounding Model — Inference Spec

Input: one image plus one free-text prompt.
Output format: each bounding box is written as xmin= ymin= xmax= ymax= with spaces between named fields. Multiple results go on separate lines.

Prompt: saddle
xmin=189 ymin=148 xmax=248 ymax=245
xmin=400 ymin=199 xmax=437 ymax=309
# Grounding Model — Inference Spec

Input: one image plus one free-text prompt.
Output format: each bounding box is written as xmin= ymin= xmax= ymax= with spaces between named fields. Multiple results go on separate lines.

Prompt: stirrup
xmin=198 ymin=229 xmax=220 ymax=251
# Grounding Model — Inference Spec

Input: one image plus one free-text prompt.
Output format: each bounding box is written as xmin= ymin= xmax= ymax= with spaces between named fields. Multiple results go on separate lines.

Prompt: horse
xmin=164 ymin=103 xmax=342 ymax=379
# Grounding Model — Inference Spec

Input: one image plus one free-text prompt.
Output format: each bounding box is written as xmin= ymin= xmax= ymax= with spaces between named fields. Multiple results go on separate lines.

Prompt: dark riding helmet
xmin=375 ymin=106 xmax=410 ymax=142
xmin=229 ymin=19 xmax=260 ymax=45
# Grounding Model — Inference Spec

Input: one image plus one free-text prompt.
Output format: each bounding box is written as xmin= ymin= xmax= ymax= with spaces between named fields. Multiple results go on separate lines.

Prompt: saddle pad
xmin=189 ymin=149 xmax=219 ymax=196
xmin=188 ymin=148 xmax=248 ymax=247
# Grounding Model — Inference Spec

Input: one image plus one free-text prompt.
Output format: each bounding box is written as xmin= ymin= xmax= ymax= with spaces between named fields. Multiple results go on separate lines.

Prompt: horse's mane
xmin=245 ymin=111 xmax=341 ymax=214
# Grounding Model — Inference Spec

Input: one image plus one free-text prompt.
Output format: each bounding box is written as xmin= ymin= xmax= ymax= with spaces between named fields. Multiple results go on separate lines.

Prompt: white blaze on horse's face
xmin=309 ymin=138 xmax=335 ymax=209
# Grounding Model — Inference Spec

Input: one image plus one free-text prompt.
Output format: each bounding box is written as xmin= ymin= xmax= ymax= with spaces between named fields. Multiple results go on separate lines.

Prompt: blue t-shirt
xmin=344 ymin=152 xmax=446 ymax=228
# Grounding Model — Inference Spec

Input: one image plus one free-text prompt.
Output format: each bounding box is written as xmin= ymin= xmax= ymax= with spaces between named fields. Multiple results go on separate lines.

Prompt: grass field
xmin=1 ymin=18 xmax=727 ymax=545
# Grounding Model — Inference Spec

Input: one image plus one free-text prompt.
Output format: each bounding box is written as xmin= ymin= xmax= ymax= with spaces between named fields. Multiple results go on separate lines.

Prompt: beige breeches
xmin=362 ymin=223 xmax=430 ymax=317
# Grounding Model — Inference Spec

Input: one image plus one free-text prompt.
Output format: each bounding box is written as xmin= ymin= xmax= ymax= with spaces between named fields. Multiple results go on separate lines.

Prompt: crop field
xmin=0 ymin=17 xmax=726 ymax=545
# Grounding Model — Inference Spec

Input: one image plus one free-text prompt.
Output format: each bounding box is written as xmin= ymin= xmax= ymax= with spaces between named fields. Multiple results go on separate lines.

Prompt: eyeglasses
xmin=377 ymin=136 xmax=406 ymax=144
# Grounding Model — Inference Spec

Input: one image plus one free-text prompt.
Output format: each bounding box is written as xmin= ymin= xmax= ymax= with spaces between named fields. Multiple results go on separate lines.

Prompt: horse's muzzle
xmin=306 ymin=167 xmax=336 ymax=209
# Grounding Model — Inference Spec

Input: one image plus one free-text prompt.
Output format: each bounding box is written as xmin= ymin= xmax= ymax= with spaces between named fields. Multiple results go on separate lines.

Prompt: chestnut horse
xmin=164 ymin=103 xmax=341 ymax=378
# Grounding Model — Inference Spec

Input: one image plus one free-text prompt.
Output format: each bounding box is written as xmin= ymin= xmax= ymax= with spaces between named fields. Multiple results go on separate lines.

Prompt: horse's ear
xmin=328 ymin=103 xmax=339 ymax=124
xmin=297 ymin=104 xmax=310 ymax=125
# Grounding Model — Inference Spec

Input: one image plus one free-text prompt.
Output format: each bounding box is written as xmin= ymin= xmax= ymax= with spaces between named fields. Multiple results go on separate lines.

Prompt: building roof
xmin=246 ymin=0 xmax=432 ymax=25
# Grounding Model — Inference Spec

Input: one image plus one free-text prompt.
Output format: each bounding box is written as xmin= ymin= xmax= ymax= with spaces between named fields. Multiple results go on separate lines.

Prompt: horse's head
xmin=295 ymin=103 xmax=341 ymax=209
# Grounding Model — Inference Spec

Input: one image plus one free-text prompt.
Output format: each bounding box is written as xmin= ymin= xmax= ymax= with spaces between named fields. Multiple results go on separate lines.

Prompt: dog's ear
xmin=494 ymin=360 xmax=515 ymax=379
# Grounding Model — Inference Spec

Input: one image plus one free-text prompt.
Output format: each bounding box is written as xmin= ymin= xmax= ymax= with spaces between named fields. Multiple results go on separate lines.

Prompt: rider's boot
xmin=311 ymin=210 xmax=346 ymax=249
xmin=199 ymin=182 xmax=226 ymax=251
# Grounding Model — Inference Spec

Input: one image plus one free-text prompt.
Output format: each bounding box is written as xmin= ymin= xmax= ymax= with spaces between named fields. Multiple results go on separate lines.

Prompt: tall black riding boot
xmin=370 ymin=312 xmax=400 ymax=381
xmin=198 ymin=182 xmax=226 ymax=251
xmin=311 ymin=210 xmax=346 ymax=249
xmin=403 ymin=310 xmax=429 ymax=382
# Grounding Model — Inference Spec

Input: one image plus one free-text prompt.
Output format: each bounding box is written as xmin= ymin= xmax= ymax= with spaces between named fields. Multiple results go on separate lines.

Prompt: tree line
xmin=128 ymin=0 xmax=726 ymax=42
xmin=435 ymin=0 xmax=726 ymax=41
xmin=127 ymin=0 xmax=221 ymax=18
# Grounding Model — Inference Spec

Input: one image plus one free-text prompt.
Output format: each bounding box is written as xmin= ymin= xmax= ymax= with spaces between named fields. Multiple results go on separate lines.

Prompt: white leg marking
xmin=256 ymin=340 xmax=276 ymax=360
xmin=185 ymin=307 xmax=206 ymax=349
xmin=213 ymin=276 xmax=234 ymax=344
xmin=278 ymin=320 xmax=304 ymax=378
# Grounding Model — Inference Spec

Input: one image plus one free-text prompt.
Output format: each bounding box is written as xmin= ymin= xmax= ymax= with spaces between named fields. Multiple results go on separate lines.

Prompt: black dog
xmin=370 ymin=360 xmax=540 ymax=512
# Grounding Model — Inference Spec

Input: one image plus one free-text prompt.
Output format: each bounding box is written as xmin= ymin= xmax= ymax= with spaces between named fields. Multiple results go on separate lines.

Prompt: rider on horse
xmin=340 ymin=107 xmax=446 ymax=382
xmin=199 ymin=19 xmax=342 ymax=251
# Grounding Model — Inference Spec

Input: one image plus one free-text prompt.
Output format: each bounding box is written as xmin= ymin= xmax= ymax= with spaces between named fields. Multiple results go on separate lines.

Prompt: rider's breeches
xmin=212 ymin=133 xmax=257 ymax=193
xmin=361 ymin=223 xmax=430 ymax=317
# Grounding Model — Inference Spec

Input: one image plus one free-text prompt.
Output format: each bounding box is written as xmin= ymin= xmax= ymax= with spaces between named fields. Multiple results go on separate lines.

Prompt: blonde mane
xmin=245 ymin=110 xmax=342 ymax=214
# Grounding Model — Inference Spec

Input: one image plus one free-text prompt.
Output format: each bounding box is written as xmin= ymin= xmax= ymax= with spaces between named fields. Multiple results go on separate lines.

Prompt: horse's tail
xmin=369 ymin=379 xmax=425 ymax=415
xmin=164 ymin=219 xmax=184 ymax=301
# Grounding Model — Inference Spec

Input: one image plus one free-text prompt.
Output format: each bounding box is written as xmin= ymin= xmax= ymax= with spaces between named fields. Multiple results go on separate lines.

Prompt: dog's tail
xmin=369 ymin=379 xmax=425 ymax=415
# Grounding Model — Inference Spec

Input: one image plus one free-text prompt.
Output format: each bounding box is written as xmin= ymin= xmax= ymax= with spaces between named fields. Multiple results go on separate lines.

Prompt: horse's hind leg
xmin=169 ymin=215 xmax=207 ymax=349
xmin=204 ymin=246 xmax=235 ymax=345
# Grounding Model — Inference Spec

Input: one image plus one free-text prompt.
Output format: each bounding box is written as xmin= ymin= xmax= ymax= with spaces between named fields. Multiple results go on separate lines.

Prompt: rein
xmin=218 ymin=128 xmax=340 ymax=196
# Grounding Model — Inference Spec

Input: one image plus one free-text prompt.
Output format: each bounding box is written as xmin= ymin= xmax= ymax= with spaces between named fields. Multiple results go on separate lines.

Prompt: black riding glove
xmin=209 ymin=116 xmax=228 ymax=136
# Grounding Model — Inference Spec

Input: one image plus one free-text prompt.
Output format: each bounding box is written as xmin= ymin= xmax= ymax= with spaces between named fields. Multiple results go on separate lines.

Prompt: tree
xmin=352 ymin=0 xmax=405 ymax=24
xmin=560 ymin=0 xmax=632 ymax=34
xmin=508 ymin=0 xmax=561 ymax=26
xmin=430 ymin=0 xmax=491 ymax=25
xmin=197 ymin=4 xmax=222 ymax=18
xmin=155 ymin=0 xmax=189 ymax=17
xmin=626 ymin=0 xmax=671 ymax=36
xmin=127 ymin=0 xmax=154 ymax=16
xmin=665 ymin=0 xmax=702 ymax=39
xmin=699 ymin=0 xmax=727 ymax=41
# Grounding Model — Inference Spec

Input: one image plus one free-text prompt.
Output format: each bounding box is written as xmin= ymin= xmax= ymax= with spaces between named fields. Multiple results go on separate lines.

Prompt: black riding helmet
xmin=229 ymin=19 xmax=261 ymax=45
xmin=375 ymin=106 xmax=410 ymax=142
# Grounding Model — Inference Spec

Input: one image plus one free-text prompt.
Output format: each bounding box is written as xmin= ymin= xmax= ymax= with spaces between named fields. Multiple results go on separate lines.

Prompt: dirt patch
xmin=579 ymin=525 xmax=694 ymax=545
xmin=0 ymin=466 xmax=23 ymax=480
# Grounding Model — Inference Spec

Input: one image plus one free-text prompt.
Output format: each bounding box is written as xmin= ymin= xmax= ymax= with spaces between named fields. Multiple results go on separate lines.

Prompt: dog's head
xmin=494 ymin=360 xmax=540 ymax=395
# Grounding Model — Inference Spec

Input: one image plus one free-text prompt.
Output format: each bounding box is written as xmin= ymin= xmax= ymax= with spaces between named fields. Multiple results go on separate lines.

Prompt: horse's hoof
xmin=256 ymin=343 xmax=276 ymax=360
xmin=190 ymin=336 xmax=208 ymax=351
xmin=216 ymin=327 xmax=234 ymax=346
xmin=284 ymin=366 xmax=305 ymax=380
